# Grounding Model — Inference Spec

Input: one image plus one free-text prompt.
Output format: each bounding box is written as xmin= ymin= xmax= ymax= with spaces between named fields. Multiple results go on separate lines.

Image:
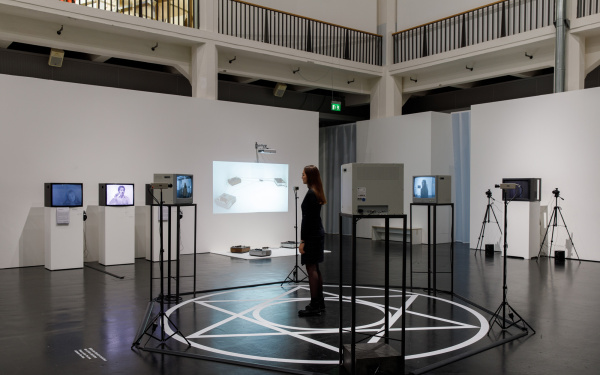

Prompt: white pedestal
xmin=505 ymin=201 xmax=540 ymax=259
xmin=135 ymin=206 xmax=150 ymax=258
xmin=98 ymin=206 xmax=135 ymax=266
xmin=44 ymin=207 xmax=84 ymax=270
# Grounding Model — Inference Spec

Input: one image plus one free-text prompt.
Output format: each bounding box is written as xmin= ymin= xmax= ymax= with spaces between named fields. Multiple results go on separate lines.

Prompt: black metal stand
xmin=537 ymin=192 xmax=580 ymax=262
xmin=339 ymin=213 xmax=407 ymax=375
xmin=282 ymin=187 xmax=308 ymax=285
xmin=409 ymin=203 xmax=454 ymax=295
xmin=148 ymin=203 xmax=198 ymax=301
xmin=488 ymin=198 xmax=535 ymax=334
xmin=132 ymin=188 xmax=191 ymax=349
xmin=475 ymin=194 xmax=502 ymax=254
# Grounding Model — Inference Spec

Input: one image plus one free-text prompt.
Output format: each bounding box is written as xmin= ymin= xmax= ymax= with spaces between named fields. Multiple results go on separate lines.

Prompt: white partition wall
xmin=356 ymin=112 xmax=454 ymax=243
xmin=0 ymin=74 xmax=318 ymax=269
xmin=470 ymin=88 xmax=600 ymax=262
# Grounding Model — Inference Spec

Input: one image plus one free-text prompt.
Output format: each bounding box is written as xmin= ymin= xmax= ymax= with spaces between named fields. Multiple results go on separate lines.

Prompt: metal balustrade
xmin=64 ymin=0 xmax=197 ymax=28
xmin=393 ymin=0 xmax=556 ymax=64
xmin=577 ymin=0 xmax=600 ymax=17
xmin=218 ymin=0 xmax=382 ymax=66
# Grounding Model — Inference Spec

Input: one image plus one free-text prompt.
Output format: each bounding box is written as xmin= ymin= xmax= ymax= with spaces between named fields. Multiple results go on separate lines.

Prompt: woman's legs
xmin=306 ymin=263 xmax=324 ymax=309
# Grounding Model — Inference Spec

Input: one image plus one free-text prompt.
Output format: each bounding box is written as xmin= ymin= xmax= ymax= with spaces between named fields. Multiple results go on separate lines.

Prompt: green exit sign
xmin=331 ymin=101 xmax=341 ymax=111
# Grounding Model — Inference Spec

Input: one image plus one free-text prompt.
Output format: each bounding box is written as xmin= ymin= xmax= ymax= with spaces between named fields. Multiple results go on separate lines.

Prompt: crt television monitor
xmin=175 ymin=174 xmax=193 ymax=204
xmin=44 ymin=183 xmax=83 ymax=207
xmin=412 ymin=175 xmax=452 ymax=204
xmin=99 ymin=183 xmax=134 ymax=206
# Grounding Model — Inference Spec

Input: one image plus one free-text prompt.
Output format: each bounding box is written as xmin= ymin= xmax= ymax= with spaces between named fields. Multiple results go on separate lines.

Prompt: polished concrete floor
xmin=1 ymin=235 xmax=599 ymax=374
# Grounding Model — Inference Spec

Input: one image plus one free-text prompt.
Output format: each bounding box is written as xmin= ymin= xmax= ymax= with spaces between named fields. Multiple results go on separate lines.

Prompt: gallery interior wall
xmin=470 ymin=87 xmax=600 ymax=262
xmin=0 ymin=74 xmax=317 ymax=270
xmin=355 ymin=112 xmax=454 ymax=242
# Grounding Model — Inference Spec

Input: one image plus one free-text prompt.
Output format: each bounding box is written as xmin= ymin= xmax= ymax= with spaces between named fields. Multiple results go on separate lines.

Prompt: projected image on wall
xmin=213 ymin=161 xmax=289 ymax=214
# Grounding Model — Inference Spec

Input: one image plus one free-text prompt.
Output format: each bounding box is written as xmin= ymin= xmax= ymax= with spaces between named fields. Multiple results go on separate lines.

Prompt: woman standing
xmin=298 ymin=165 xmax=327 ymax=317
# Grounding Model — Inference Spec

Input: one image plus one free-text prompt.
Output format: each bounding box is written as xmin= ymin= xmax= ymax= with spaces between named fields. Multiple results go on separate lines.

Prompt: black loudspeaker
xmin=485 ymin=244 xmax=495 ymax=258
xmin=555 ymin=250 xmax=565 ymax=264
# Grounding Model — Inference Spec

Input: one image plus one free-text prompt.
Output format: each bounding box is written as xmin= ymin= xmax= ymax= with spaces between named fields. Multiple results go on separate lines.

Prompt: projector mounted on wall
xmin=255 ymin=142 xmax=276 ymax=162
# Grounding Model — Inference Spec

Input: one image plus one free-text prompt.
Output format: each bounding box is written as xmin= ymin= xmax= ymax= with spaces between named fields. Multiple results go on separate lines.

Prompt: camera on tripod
xmin=552 ymin=188 xmax=560 ymax=198
xmin=485 ymin=189 xmax=492 ymax=198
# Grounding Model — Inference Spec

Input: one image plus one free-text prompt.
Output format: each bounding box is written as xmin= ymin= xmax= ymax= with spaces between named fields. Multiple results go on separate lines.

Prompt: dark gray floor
xmin=1 ymin=235 xmax=599 ymax=374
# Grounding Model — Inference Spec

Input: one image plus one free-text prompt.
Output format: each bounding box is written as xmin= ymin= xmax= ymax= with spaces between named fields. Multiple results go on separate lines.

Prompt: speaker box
xmin=48 ymin=49 xmax=64 ymax=67
xmin=273 ymin=83 xmax=287 ymax=97
xmin=485 ymin=244 xmax=494 ymax=258
xmin=555 ymin=250 xmax=565 ymax=264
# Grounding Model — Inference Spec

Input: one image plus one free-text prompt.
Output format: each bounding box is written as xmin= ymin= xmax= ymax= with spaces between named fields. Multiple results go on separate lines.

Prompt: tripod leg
xmin=548 ymin=207 xmax=559 ymax=258
xmin=489 ymin=205 xmax=502 ymax=234
xmin=476 ymin=205 xmax=491 ymax=252
xmin=537 ymin=208 xmax=556 ymax=259
xmin=556 ymin=207 xmax=581 ymax=262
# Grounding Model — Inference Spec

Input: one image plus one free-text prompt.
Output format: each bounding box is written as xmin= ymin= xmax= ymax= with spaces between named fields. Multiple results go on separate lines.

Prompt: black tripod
xmin=132 ymin=185 xmax=190 ymax=349
xmin=282 ymin=186 xmax=308 ymax=285
xmin=537 ymin=188 xmax=580 ymax=261
xmin=489 ymin=187 xmax=535 ymax=334
xmin=475 ymin=189 xmax=502 ymax=255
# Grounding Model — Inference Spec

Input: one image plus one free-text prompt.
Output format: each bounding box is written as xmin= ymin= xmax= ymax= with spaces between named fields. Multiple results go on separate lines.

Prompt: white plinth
xmin=98 ymin=206 xmax=135 ymax=266
xmin=135 ymin=206 xmax=150 ymax=258
xmin=44 ymin=207 xmax=84 ymax=270
xmin=505 ymin=201 xmax=541 ymax=259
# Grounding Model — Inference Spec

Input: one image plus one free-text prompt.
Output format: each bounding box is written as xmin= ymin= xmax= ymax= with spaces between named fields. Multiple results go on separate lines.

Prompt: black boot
xmin=317 ymin=296 xmax=326 ymax=312
xmin=298 ymin=300 xmax=322 ymax=317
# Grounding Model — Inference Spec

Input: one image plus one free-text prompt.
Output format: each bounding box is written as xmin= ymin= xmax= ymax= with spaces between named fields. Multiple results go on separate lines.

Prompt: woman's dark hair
xmin=304 ymin=165 xmax=327 ymax=205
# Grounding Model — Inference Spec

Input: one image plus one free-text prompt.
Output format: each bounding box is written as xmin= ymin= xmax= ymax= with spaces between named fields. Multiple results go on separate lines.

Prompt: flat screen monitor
xmin=99 ymin=183 xmax=134 ymax=206
xmin=412 ymin=175 xmax=452 ymax=204
xmin=501 ymin=178 xmax=541 ymax=201
xmin=45 ymin=183 xmax=83 ymax=207
xmin=213 ymin=161 xmax=288 ymax=214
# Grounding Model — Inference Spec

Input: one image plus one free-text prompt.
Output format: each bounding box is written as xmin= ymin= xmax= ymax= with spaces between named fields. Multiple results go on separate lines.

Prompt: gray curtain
xmin=452 ymin=111 xmax=471 ymax=243
xmin=319 ymin=123 xmax=356 ymax=235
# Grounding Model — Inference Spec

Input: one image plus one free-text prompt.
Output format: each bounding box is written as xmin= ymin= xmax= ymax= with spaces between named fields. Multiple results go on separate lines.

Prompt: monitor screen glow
xmin=105 ymin=184 xmax=134 ymax=206
xmin=176 ymin=175 xmax=193 ymax=199
xmin=51 ymin=184 xmax=83 ymax=207
xmin=413 ymin=176 xmax=436 ymax=199
xmin=213 ymin=161 xmax=289 ymax=214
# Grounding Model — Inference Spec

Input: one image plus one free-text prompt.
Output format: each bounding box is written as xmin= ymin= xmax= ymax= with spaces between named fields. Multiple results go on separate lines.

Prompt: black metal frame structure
xmin=409 ymin=203 xmax=454 ymax=295
xmin=339 ymin=213 xmax=407 ymax=375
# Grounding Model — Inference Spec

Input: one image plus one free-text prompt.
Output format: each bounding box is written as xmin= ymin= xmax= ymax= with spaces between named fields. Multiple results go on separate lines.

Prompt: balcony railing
xmin=577 ymin=0 xmax=600 ymax=17
xmin=218 ymin=0 xmax=382 ymax=66
xmin=64 ymin=0 xmax=198 ymax=28
xmin=393 ymin=0 xmax=556 ymax=64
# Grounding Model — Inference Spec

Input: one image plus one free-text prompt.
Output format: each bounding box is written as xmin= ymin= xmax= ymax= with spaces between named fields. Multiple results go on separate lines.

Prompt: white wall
xmin=398 ymin=0 xmax=490 ymax=30
xmin=0 ymin=74 xmax=318 ymax=269
xmin=470 ymin=87 xmax=600 ymax=262
xmin=248 ymin=0 xmax=378 ymax=34
xmin=356 ymin=112 xmax=454 ymax=242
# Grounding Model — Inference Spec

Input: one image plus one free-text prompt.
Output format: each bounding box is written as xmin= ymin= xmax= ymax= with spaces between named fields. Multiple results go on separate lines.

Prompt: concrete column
xmin=191 ymin=42 xmax=218 ymax=99
xmin=565 ymin=32 xmax=585 ymax=91
xmin=199 ymin=0 xmax=217 ymax=32
xmin=370 ymin=72 xmax=403 ymax=119
xmin=371 ymin=0 xmax=403 ymax=118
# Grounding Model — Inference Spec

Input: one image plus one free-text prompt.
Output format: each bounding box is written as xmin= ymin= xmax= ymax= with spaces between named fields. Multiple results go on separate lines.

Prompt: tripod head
xmin=552 ymin=188 xmax=564 ymax=200
xmin=485 ymin=189 xmax=495 ymax=201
